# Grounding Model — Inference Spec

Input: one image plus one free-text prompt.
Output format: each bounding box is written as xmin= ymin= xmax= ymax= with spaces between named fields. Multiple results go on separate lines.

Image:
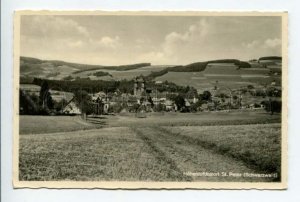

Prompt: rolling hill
xmin=20 ymin=56 xmax=281 ymax=92
xmin=20 ymin=56 xmax=152 ymax=80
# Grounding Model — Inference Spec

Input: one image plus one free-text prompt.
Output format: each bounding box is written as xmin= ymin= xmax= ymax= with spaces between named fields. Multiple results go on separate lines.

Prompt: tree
xmin=266 ymin=87 xmax=281 ymax=97
xmin=185 ymin=88 xmax=198 ymax=99
xmin=109 ymin=103 xmax=123 ymax=113
xmin=53 ymin=98 xmax=67 ymax=112
xmin=63 ymin=75 xmax=73 ymax=81
xmin=263 ymin=100 xmax=282 ymax=114
xmin=247 ymin=85 xmax=254 ymax=90
xmin=140 ymin=97 xmax=145 ymax=104
xmin=154 ymin=103 xmax=165 ymax=112
xmin=19 ymin=90 xmax=39 ymax=115
xmin=213 ymin=99 xmax=221 ymax=110
xmin=39 ymin=80 xmax=54 ymax=113
xmin=190 ymin=100 xmax=202 ymax=112
xmin=132 ymin=103 xmax=140 ymax=113
xmin=74 ymin=90 xmax=93 ymax=116
xmin=173 ymin=95 xmax=185 ymax=111
xmin=148 ymin=96 xmax=154 ymax=107
xmin=200 ymin=91 xmax=212 ymax=101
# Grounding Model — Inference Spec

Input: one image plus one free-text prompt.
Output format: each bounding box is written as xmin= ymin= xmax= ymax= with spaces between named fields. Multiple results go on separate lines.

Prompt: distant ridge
xmin=258 ymin=56 xmax=282 ymax=61
xmin=20 ymin=56 xmax=151 ymax=72
xmin=146 ymin=59 xmax=251 ymax=79
xmin=21 ymin=56 xmax=104 ymax=70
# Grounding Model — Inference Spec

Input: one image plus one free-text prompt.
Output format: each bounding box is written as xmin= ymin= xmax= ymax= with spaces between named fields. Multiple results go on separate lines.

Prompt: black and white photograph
xmin=13 ymin=11 xmax=287 ymax=189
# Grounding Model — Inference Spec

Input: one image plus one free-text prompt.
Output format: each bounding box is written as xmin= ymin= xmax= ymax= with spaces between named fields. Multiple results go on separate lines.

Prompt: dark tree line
xmin=146 ymin=59 xmax=251 ymax=79
xmin=31 ymin=77 xmax=197 ymax=96
xmin=20 ymin=80 xmax=69 ymax=115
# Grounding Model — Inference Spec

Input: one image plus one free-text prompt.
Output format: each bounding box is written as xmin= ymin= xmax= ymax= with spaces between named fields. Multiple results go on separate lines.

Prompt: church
xmin=133 ymin=77 xmax=145 ymax=97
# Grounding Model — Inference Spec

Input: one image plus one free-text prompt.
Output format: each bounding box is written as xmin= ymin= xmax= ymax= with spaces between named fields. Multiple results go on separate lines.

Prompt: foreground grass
xmin=19 ymin=113 xmax=282 ymax=181
xmin=164 ymin=123 xmax=281 ymax=180
xmin=106 ymin=111 xmax=281 ymax=127
xmin=20 ymin=111 xmax=280 ymax=134
xmin=19 ymin=127 xmax=187 ymax=181
xmin=133 ymin=127 xmax=273 ymax=182
xmin=19 ymin=115 xmax=103 ymax=134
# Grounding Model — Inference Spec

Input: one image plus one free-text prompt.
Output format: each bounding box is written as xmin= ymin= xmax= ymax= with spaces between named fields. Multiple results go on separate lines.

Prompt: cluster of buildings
xmin=21 ymin=77 xmax=277 ymax=116
xmin=63 ymin=77 xmax=199 ymax=115
xmin=63 ymin=76 xmax=275 ymax=115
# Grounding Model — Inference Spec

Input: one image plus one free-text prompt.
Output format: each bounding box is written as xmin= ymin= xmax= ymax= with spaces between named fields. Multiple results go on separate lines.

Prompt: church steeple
xmin=133 ymin=76 xmax=145 ymax=97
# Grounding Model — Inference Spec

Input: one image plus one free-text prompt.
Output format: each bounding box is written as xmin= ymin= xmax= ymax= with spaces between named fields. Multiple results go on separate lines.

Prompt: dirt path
xmin=133 ymin=126 xmax=274 ymax=182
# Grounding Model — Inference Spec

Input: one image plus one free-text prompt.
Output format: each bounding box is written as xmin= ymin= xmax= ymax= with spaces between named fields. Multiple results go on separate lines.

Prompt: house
xmin=103 ymin=102 xmax=109 ymax=114
xmin=141 ymin=100 xmax=153 ymax=112
xmin=184 ymin=99 xmax=191 ymax=107
xmin=165 ymin=100 xmax=175 ymax=111
xmin=91 ymin=91 xmax=106 ymax=101
xmin=62 ymin=98 xmax=81 ymax=115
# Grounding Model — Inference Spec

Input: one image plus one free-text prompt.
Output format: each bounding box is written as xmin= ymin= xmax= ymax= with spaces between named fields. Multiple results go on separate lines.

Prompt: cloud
xmin=21 ymin=16 xmax=92 ymax=54
xmin=21 ymin=16 xmax=282 ymax=65
xmin=263 ymin=38 xmax=281 ymax=48
xmin=156 ymin=19 xmax=210 ymax=63
xmin=21 ymin=15 xmax=124 ymax=59
xmin=163 ymin=19 xmax=208 ymax=53
xmin=242 ymin=38 xmax=281 ymax=58
xmin=240 ymin=38 xmax=282 ymax=60
xmin=22 ymin=16 xmax=89 ymax=39
xmin=242 ymin=40 xmax=260 ymax=49
xmin=243 ymin=38 xmax=281 ymax=49
xmin=96 ymin=36 xmax=121 ymax=49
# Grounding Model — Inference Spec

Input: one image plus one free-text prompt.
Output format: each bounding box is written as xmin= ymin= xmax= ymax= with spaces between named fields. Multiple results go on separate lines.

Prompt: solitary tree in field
xmin=39 ymin=80 xmax=54 ymax=113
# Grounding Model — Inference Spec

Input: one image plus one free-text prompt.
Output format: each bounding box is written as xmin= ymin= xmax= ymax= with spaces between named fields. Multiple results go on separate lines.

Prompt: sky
xmin=20 ymin=15 xmax=282 ymax=65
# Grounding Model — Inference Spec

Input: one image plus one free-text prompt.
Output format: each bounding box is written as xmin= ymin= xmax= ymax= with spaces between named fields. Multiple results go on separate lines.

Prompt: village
xmin=20 ymin=75 xmax=282 ymax=118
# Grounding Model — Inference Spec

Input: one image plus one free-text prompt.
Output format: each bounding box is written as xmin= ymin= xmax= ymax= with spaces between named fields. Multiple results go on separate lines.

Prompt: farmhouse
xmin=165 ymin=100 xmax=176 ymax=111
xmin=91 ymin=91 xmax=106 ymax=101
xmin=62 ymin=98 xmax=81 ymax=115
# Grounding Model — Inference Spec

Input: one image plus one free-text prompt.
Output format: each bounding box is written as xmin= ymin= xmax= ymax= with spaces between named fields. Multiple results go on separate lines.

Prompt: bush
xmin=263 ymin=100 xmax=282 ymax=114
xmin=93 ymin=71 xmax=111 ymax=77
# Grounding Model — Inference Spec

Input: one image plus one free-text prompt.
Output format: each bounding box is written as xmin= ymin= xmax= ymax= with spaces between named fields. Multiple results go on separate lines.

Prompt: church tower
xmin=133 ymin=77 xmax=145 ymax=97
xmin=134 ymin=78 xmax=138 ymax=96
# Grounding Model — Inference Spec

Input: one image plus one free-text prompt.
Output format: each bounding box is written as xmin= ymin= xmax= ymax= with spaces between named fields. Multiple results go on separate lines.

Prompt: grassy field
xmin=103 ymin=111 xmax=281 ymax=127
xmin=154 ymin=65 xmax=279 ymax=91
xmin=72 ymin=65 xmax=169 ymax=81
xmin=19 ymin=115 xmax=103 ymax=134
xmin=19 ymin=127 xmax=190 ymax=181
xmin=19 ymin=111 xmax=281 ymax=134
xmin=164 ymin=123 xmax=281 ymax=176
xmin=19 ymin=112 xmax=282 ymax=182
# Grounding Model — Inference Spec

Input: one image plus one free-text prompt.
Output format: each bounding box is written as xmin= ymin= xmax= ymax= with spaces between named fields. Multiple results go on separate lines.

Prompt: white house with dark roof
xmin=62 ymin=98 xmax=81 ymax=115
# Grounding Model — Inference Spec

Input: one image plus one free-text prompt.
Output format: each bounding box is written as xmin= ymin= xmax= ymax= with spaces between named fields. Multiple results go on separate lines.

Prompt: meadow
xmin=154 ymin=66 xmax=279 ymax=92
xmin=72 ymin=65 xmax=168 ymax=81
xmin=164 ymin=123 xmax=281 ymax=176
xmin=104 ymin=111 xmax=281 ymax=127
xmin=19 ymin=112 xmax=281 ymax=182
xmin=19 ymin=127 xmax=186 ymax=181
xmin=19 ymin=115 xmax=102 ymax=134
